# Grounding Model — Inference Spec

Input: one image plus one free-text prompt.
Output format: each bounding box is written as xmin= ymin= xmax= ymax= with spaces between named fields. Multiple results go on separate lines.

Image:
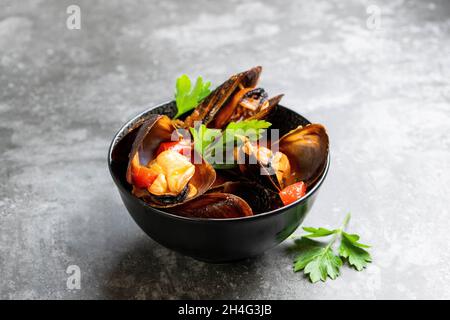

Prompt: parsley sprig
xmin=174 ymin=75 xmax=211 ymax=119
xmin=290 ymin=213 xmax=372 ymax=283
xmin=189 ymin=119 xmax=271 ymax=169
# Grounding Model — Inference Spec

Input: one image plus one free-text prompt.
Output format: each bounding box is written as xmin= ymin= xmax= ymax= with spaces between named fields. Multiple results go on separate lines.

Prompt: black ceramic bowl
xmin=108 ymin=101 xmax=330 ymax=263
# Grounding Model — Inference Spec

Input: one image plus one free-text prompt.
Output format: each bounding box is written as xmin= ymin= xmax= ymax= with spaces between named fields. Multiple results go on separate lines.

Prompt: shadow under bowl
xmin=108 ymin=101 xmax=330 ymax=263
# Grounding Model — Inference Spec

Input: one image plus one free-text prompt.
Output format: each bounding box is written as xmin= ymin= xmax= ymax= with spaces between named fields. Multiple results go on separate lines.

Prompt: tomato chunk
xmin=156 ymin=141 xmax=191 ymax=157
xmin=279 ymin=182 xmax=307 ymax=206
xmin=130 ymin=155 xmax=158 ymax=188
xmin=132 ymin=166 xmax=158 ymax=189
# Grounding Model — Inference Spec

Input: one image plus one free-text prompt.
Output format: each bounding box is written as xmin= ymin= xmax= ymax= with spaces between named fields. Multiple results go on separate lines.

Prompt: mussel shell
xmin=126 ymin=114 xmax=172 ymax=183
xmin=243 ymin=87 xmax=268 ymax=101
xmin=111 ymin=114 xmax=158 ymax=171
xmin=237 ymin=141 xmax=283 ymax=192
xmin=210 ymin=168 xmax=243 ymax=188
xmin=143 ymin=184 xmax=189 ymax=206
xmin=237 ymin=123 xmax=329 ymax=191
xmin=167 ymin=193 xmax=253 ymax=219
xmin=208 ymin=181 xmax=283 ymax=214
xmin=184 ymin=66 xmax=262 ymax=128
xmin=247 ymin=94 xmax=284 ymax=122
xmin=126 ymin=114 xmax=216 ymax=208
xmin=275 ymin=124 xmax=329 ymax=187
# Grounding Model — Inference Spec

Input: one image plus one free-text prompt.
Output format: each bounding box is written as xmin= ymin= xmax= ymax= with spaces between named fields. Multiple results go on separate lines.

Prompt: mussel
xmin=237 ymin=139 xmax=291 ymax=192
xmin=212 ymin=89 xmax=283 ymax=129
xmin=275 ymin=124 xmax=329 ymax=188
xmin=167 ymin=193 xmax=253 ymax=218
xmin=238 ymin=124 xmax=329 ymax=192
xmin=183 ymin=66 xmax=283 ymax=129
xmin=126 ymin=114 xmax=216 ymax=207
xmin=208 ymin=181 xmax=283 ymax=214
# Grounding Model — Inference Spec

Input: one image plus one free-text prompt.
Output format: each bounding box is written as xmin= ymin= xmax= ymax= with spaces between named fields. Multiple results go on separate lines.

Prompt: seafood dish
xmin=124 ymin=67 xmax=329 ymax=219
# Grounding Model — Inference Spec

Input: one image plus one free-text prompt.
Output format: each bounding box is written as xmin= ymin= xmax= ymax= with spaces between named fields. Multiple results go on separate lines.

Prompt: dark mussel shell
xmin=237 ymin=140 xmax=284 ymax=192
xmin=167 ymin=193 xmax=253 ymax=219
xmin=111 ymin=113 xmax=159 ymax=168
xmin=275 ymin=124 xmax=329 ymax=187
xmin=210 ymin=168 xmax=244 ymax=188
xmin=211 ymin=81 xmax=284 ymax=128
xmin=246 ymin=94 xmax=284 ymax=122
xmin=221 ymin=91 xmax=284 ymax=126
xmin=184 ymin=66 xmax=262 ymax=128
xmin=141 ymin=184 xmax=190 ymax=206
xmin=237 ymin=123 xmax=329 ymax=192
xmin=208 ymin=181 xmax=283 ymax=214
xmin=126 ymin=114 xmax=216 ymax=208
xmin=126 ymin=114 xmax=173 ymax=182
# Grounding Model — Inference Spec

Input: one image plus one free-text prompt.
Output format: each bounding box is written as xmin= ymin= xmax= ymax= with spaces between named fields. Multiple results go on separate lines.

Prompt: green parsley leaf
xmin=223 ymin=119 xmax=271 ymax=145
xmin=302 ymin=227 xmax=337 ymax=238
xmin=225 ymin=119 xmax=271 ymax=137
xmin=290 ymin=213 xmax=372 ymax=283
xmin=189 ymin=119 xmax=271 ymax=169
xmin=305 ymin=248 xmax=343 ymax=283
xmin=339 ymin=232 xmax=372 ymax=271
xmin=174 ymin=75 xmax=211 ymax=119
xmin=189 ymin=124 xmax=221 ymax=156
xmin=292 ymin=238 xmax=342 ymax=283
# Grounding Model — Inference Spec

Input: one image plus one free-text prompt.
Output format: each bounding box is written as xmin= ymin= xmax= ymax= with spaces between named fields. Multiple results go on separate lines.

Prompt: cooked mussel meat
xmin=126 ymin=114 xmax=216 ymax=207
xmin=238 ymin=140 xmax=292 ymax=192
xmin=237 ymin=123 xmax=329 ymax=204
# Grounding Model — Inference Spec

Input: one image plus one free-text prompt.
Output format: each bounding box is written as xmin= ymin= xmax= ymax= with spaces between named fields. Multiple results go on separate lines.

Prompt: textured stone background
xmin=0 ymin=0 xmax=449 ymax=299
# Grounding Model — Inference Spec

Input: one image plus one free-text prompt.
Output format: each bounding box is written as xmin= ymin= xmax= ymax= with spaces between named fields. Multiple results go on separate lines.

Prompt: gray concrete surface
xmin=1 ymin=0 xmax=449 ymax=299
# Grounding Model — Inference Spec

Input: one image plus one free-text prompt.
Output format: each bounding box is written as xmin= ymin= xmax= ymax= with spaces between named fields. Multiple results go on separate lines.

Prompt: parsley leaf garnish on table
xmin=189 ymin=119 xmax=271 ymax=169
xmin=174 ymin=74 xmax=211 ymax=119
xmin=290 ymin=213 xmax=372 ymax=283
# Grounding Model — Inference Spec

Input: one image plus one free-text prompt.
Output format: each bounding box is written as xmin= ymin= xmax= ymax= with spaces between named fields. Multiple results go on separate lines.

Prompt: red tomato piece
xmin=279 ymin=182 xmax=307 ymax=206
xmin=132 ymin=165 xmax=158 ymax=189
xmin=156 ymin=141 xmax=191 ymax=157
xmin=130 ymin=156 xmax=158 ymax=189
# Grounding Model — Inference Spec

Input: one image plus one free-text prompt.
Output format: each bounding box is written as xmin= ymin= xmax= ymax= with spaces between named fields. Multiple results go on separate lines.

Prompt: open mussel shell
xmin=184 ymin=66 xmax=262 ymax=128
xmin=126 ymin=114 xmax=216 ymax=208
xmin=167 ymin=193 xmax=253 ymax=219
xmin=237 ymin=123 xmax=329 ymax=192
xmin=208 ymin=181 xmax=283 ymax=214
xmin=126 ymin=114 xmax=173 ymax=181
xmin=237 ymin=140 xmax=283 ymax=192
xmin=210 ymin=168 xmax=244 ymax=188
xmin=211 ymin=74 xmax=284 ymax=128
xmin=138 ymin=184 xmax=190 ymax=206
xmin=275 ymin=124 xmax=329 ymax=187
xmin=246 ymin=94 xmax=284 ymax=122
xmin=111 ymin=117 xmax=150 ymax=170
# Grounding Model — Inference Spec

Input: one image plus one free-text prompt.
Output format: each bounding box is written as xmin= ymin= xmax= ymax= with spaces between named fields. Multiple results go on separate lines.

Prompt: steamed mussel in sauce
xmin=126 ymin=114 xmax=216 ymax=207
xmin=124 ymin=67 xmax=329 ymax=219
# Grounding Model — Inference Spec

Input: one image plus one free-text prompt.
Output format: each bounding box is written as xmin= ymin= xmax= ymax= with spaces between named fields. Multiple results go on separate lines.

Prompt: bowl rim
xmin=108 ymin=100 xmax=330 ymax=223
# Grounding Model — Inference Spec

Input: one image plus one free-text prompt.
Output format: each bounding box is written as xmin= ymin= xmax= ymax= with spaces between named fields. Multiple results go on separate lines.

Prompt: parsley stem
xmin=325 ymin=231 xmax=340 ymax=251
xmin=342 ymin=212 xmax=351 ymax=231
xmin=325 ymin=213 xmax=352 ymax=251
